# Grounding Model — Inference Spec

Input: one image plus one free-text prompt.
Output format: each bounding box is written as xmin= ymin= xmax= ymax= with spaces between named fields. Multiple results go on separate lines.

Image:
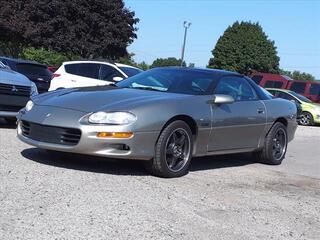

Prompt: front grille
xmin=21 ymin=121 xmax=81 ymax=146
xmin=0 ymin=83 xmax=31 ymax=96
xmin=0 ymin=105 xmax=22 ymax=112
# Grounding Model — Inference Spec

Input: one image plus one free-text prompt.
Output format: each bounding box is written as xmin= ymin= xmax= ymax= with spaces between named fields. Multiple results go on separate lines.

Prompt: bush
xmin=22 ymin=47 xmax=69 ymax=66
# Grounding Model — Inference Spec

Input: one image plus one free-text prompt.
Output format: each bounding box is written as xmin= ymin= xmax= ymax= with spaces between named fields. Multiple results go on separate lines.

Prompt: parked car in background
xmin=48 ymin=66 xmax=59 ymax=73
xmin=251 ymin=72 xmax=320 ymax=103
xmin=0 ymin=57 xmax=52 ymax=93
xmin=17 ymin=68 xmax=297 ymax=178
xmin=49 ymin=61 xmax=143 ymax=91
xmin=266 ymin=88 xmax=320 ymax=126
xmin=0 ymin=61 xmax=38 ymax=124
xmin=286 ymin=80 xmax=320 ymax=103
xmin=251 ymin=72 xmax=292 ymax=89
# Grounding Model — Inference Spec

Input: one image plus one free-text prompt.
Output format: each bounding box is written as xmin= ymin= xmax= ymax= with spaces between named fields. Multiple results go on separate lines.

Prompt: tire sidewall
xmin=265 ymin=122 xmax=288 ymax=164
xmin=155 ymin=121 xmax=193 ymax=178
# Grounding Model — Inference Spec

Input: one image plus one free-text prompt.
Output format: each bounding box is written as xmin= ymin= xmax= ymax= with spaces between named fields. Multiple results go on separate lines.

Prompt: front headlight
xmin=25 ymin=100 xmax=34 ymax=112
xmin=88 ymin=112 xmax=137 ymax=125
xmin=30 ymin=82 xmax=38 ymax=96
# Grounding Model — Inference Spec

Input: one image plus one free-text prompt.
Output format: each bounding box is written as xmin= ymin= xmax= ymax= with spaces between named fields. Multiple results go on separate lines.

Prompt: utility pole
xmin=180 ymin=21 xmax=191 ymax=67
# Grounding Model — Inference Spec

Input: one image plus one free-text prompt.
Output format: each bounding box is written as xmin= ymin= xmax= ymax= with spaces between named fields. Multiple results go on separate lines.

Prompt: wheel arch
xmin=158 ymin=115 xmax=198 ymax=140
xmin=274 ymin=117 xmax=288 ymax=127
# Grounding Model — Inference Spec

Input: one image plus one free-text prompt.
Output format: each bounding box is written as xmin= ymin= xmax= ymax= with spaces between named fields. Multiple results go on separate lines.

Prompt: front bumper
xmin=0 ymin=93 xmax=29 ymax=117
xmin=313 ymin=114 xmax=320 ymax=124
xmin=17 ymin=120 xmax=158 ymax=160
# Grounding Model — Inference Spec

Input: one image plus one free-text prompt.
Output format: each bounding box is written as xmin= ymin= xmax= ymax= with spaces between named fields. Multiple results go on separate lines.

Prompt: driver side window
xmin=214 ymin=76 xmax=258 ymax=101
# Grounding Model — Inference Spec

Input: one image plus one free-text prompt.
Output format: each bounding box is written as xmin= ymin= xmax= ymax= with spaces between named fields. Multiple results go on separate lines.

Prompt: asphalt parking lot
xmin=0 ymin=119 xmax=319 ymax=240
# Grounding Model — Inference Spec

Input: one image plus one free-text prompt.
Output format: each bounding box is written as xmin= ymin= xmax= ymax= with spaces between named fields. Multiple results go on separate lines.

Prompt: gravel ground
xmin=0 ymin=120 xmax=319 ymax=240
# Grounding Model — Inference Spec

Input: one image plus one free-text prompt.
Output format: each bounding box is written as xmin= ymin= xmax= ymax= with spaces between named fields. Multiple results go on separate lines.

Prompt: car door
xmin=208 ymin=76 xmax=267 ymax=152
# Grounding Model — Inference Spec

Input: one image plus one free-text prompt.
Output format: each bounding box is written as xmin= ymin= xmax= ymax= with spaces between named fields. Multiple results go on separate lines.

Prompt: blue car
xmin=0 ymin=60 xmax=38 ymax=123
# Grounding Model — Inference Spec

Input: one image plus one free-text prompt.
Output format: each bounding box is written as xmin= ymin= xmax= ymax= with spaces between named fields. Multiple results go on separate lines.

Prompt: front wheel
xmin=299 ymin=112 xmax=314 ymax=126
xmin=254 ymin=122 xmax=287 ymax=165
xmin=146 ymin=120 xmax=193 ymax=178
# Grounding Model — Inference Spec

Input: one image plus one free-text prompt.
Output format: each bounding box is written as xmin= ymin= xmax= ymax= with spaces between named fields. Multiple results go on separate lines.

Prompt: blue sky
xmin=124 ymin=0 xmax=320 ymax=79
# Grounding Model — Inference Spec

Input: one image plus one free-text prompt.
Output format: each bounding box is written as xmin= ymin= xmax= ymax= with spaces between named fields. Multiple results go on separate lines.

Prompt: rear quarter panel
xmin=262 ymin=98 xmax=297 ymax=143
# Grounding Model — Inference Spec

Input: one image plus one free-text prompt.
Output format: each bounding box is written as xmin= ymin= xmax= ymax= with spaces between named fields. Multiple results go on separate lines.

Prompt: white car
xmin=49 ymin=61 xmax=142 ymax=91
xmin=0 ymin=61 xmax=38 ymax=123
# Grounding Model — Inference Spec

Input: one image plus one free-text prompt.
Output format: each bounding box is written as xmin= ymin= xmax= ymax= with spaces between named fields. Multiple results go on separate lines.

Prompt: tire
xmin=4 ymin=117 xmax=17 ymax=125
xmin=254 ymin=122 xmax=287 ymax=165
xmin=299 ymin=112 xmax=314 ymax=126
xmin=146 ymin=120 xmax=193 ymax=178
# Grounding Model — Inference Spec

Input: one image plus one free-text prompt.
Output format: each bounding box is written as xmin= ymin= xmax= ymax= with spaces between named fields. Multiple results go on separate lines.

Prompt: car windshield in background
xmin=16 ymin=63 xmax=50 ymax=76
xmin=119 ymin=67 xmax=143 ymax=77
xmin=290 ymin=91 xmax=313 ymax=103
xmin=116 ymin=68 xmax=217 ymax=95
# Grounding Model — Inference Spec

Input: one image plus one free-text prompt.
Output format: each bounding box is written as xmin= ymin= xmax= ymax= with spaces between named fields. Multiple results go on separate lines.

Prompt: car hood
xmin=0 ymin=69 xmax=31 ymax=86
xmin=33 ymin=86 xmax=189 ymax=112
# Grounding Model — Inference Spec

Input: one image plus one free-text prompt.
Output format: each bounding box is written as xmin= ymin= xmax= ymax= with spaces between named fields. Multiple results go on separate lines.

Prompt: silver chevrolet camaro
xmin=17 ymin=68 xmax=297 ymax=178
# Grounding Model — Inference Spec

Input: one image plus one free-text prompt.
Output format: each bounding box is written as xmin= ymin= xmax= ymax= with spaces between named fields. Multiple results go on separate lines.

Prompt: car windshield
xmin=119 ymin=67 xmax=143 ymax=77
xmin=116 ymin=68 xmax=218 ymax=95
xmin=289 ymin=91 xmax=313 ymax=103
xmin=16 ymin=63 xmax=50 ymax=76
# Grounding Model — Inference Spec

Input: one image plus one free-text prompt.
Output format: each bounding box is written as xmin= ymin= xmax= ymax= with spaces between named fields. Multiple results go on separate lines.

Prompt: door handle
xmin=257 ymin=108 xmax=265 ymax=114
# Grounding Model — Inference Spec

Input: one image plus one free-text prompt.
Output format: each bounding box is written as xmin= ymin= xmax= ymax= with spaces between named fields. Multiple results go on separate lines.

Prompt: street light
xmin=180 ymin=21 xmax=191 ymax=67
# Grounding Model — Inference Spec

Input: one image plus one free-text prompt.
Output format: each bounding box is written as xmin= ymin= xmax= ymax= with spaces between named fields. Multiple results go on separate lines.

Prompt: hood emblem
xmin=11 ymin=86 xmax=18 ymax=92
xmin=45 ymin=113 xmax=51 ymax=118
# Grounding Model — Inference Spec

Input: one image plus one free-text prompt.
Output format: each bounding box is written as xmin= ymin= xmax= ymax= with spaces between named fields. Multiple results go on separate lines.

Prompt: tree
xmin=150 ymin=57 xmax=186 ymax=68
xmin=137 ymin=61 xmax=149 ymax=71
xmin=208 ymin=21 xmax=280 ymax=74
xmin=116 ymin=53 xmax=149 ymax=70
xmin=280 ymin=69 xmax=316 ymax=81
xmin=0 ymin=0 xmax=139 ymax=59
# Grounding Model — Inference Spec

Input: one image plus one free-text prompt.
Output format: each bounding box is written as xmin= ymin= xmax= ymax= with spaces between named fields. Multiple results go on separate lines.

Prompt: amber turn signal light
xmin=97 ymin=132 xmax=133 ymax=138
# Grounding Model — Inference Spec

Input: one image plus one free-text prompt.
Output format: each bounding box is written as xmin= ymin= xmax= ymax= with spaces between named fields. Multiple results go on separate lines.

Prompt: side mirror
xmin=113 ymin=76 xmax=124 ymax=82
xmin=4 ymin=65 xmax=11 ymax=70
xmin=211 ymin=94 xmax=235 ymax=104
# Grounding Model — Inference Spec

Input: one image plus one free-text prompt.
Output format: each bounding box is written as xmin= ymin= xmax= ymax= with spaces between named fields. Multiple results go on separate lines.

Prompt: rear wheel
xmin=146 ymin=120 xmax=193 ymax=178
xmin=299 ymin=112 xmax=314 ymax=126
xmin=254 ymin=122 xmax=287 ymax=165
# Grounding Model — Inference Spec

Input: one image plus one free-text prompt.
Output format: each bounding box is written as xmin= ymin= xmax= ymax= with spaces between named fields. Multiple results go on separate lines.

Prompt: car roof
xmin=265 ymin=88 xmax=300 ymax=98
xmin=153 ymin=67 xmax=243 ymax=77
xmin=251 ymin=72 xmax=293 ymax=81
xmin=62 ymin=60 xmax=140 ymax=69
xmin=265 ymin=88 xmax=290 ymax=92
xmin=0 ymin=56 xmax=46 ymax=66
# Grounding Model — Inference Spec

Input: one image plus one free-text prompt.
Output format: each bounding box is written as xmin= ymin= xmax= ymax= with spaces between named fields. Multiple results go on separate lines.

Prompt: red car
xmin=251 ymin=72 xmax=291 ymax=89
xmin=286 ymin=80 xmax=320 ymax=103
xmin=251 ymin=72 xmax=320 ymax=103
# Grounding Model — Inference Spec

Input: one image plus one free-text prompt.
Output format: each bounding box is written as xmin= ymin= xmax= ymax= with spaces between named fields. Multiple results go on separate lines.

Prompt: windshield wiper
xmin=130 ymin=86 xmax=166 ymax=92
